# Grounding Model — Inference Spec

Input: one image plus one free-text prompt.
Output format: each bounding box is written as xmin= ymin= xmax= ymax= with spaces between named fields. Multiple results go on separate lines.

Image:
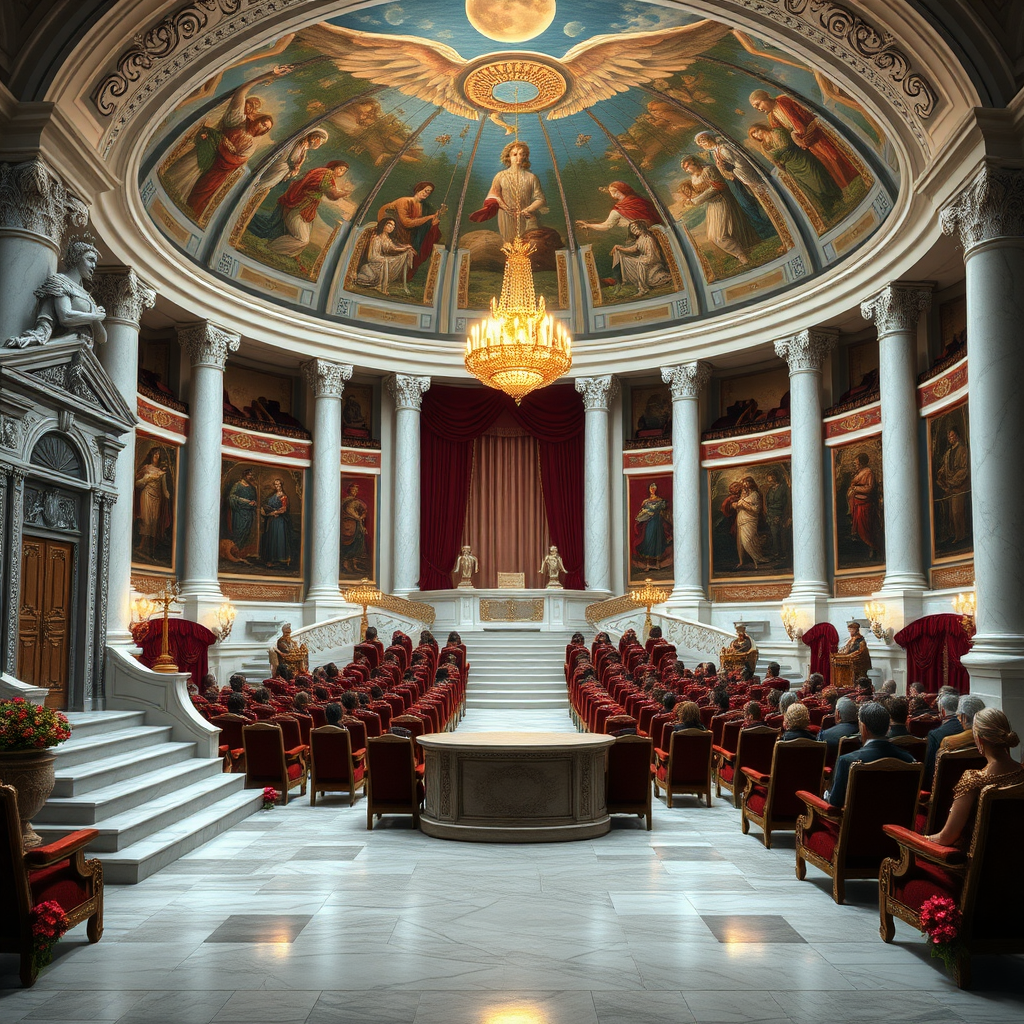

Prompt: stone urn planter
xmin=0 ymin=748 xmax=57 ymax=848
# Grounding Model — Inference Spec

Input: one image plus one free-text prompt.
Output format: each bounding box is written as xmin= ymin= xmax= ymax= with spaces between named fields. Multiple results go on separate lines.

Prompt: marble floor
xmin=3 ymin=708 xmax=1023 ymax=1024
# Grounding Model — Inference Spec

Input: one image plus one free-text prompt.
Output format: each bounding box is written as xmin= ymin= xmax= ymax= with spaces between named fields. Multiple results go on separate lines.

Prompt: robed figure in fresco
xmin=260 ymin=477 xmax=293 ymax=568
xmin=134 ymin=447 xmax=172 ymax=560
xmin=847 ymin=452 xmax=881 ymax=561
xmin=340 ymin=481 xmax=369 ymax=575
xmin=936 ymin=427 xmax=970 ymax=545
xmin=677 ymin=155 xmax=758 ymax=265
xmin=747 ymin=124 xmax=841 ymax=218
xmin=633 ymin=482 xmax=672 ymax=571
xmin=355 ymin=218 xmax=416 ymax=296
xmin=227 ymin=469 xmax=259 ymax=554
xmin=470 ymin=141 xmax=547 ymax=242
xmin=377 ymin=181 xmax=445 ymax=275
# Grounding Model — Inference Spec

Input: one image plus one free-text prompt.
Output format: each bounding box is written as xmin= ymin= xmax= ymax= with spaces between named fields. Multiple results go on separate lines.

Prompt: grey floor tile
xmin=204 ymin=915 xmax=312 ymax=943
xmin=700 ymin=914 xmax=807 ymax=944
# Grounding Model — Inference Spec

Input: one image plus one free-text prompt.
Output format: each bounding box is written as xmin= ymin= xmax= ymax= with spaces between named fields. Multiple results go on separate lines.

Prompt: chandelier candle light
xmin=631 ymin=577 xmax=669 ymax=641
xmin=343 ymin=577 xmax=384 ymax=636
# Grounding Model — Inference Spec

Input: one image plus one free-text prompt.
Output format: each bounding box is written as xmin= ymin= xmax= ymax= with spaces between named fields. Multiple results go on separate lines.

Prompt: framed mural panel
xmin=627 ymin=473 xmax=674 ymax=584
xmin=219 ymin=458 xmax=304 ymax=580
xmin=708 ymin=460 xmax=793 ymax=581
xmin=832 ymin=436 xmax=885 ymax=573
xmin=629 ymin=385 xmax=672 ymax=444
xmin=340 ymin=473 xmax=377 ymax=583
xmin=928 ymin=403 xmax=972 ymax=564
xmin=342 ymin=383 xmax=374 ymax=441
xmin=131 ymin=436 xmax=179 ymax=573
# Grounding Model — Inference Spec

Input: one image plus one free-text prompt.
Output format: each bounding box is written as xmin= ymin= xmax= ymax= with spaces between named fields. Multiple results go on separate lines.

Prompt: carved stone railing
xmin=288 ymin=600 xmax=434 ymax=660
xmin=588 ymin=600 xmax=735 ymax=658
xmin=585 ymin=593 xmax=640 ymax=626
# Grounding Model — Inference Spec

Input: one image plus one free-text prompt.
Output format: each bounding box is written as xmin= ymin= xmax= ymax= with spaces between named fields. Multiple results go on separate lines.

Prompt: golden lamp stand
xmin=631 ymin=578 xmax=669 ymax=641
xmin=343 ymin=578 xmax=383 ymax=637
xmin=150 ymin=580 xmax=182 ymax=674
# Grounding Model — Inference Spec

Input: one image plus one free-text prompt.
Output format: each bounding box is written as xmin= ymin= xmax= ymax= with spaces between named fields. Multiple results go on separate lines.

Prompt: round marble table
xmin=418 ymin=731 xmax=615 ymax=842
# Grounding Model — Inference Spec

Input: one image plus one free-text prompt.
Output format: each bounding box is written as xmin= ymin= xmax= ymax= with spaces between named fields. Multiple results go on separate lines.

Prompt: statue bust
xmin=539 ymin=545 xmax=566 ymax=589
xmin=5 ymin=240 xmax=107 ymax=349
xmin=452 ymin=544 xmax=479 ymax=589
xmin=268 ymin=622 xmax=309 ymax=676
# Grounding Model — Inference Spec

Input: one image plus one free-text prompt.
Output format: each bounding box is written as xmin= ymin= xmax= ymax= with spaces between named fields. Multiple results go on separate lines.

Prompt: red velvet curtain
xmin=801 ymin=622 xmax=839 ymax=686
xmin=894 ymin=613 xmax=973 ymax=693
xmin=137 ymin=618 xmax=217 ymax=686
xmin=419 ymin=384 xmax=585 ymax=590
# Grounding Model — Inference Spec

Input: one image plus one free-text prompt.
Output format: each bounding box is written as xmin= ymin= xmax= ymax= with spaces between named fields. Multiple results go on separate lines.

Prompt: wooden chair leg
xmin=740 ymin=811 xmax=749 ymax=835
xmin=20 ymin=951 xmax=36 ymax=988
xmin=879 ymin=900 xmax=895 ymax=943
xmin=832 ymin=873 xmax=845 ymax=906
xmin=795 ymin=851 xmax=806 ymax=881
xmin=763 ymin=827 xmax=772 ymax=851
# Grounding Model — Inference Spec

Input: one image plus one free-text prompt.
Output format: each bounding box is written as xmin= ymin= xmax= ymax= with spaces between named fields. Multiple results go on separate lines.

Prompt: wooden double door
xmin=17 ymin=537 xmax=74 ymax=710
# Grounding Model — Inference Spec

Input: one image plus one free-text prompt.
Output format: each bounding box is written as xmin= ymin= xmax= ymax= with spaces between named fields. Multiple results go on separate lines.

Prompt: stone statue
xmin=729 ymin=624 xmax=753 ymax=653
xmin=268 ymin=622 xmax=309 ymax=675
xmin=5 ymin=239 xmax=107 ymax=349
xmin=720 ymin=623 xmax=758 ymax=673
xmin=452 ymin=544 xmax=478 ymax=589
xmin=539 ymin=545 xmax=566 ymax=589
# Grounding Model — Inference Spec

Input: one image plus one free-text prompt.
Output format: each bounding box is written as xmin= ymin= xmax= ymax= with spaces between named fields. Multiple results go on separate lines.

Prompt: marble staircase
xmin=34 ymin=710 xmax=261 ymax=884
xmin=462 ymin=629 xmax=575 ymax=711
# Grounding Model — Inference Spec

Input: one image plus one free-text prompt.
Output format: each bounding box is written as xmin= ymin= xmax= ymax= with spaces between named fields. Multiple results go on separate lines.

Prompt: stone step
xmin=63 ymin=711 xmax=147 ymax=739
xmin=35 ymin=773 xmax=247 ymax=853
xmin=52 ymin=741 xmax=198 ymax=797
xmin=54 ymin=725 xmax=175 ymax=769
xmin=96 ymin=787 xmax=262 ymax=885
xmin=466 ymin=697 xmax=570 ymax=710
xmin=38 ymin=757 xmax=225 ymax=825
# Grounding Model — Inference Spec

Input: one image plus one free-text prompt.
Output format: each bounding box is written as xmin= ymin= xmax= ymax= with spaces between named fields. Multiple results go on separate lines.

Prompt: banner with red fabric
xmin=136 ymin=618 xmax=217 ymax=687
xmin=419 ymin=384 xmax=585 ymax=591
xmin=894 ymin=613 xmax=973 ymax=693
xmin=801 ymin=622 xmax=839 ymax=686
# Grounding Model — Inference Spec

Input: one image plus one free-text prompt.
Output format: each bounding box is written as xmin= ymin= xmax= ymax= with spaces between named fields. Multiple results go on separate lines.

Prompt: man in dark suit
xmin=818 ymin=696 xmax=859 ymax=754
xmin=887 ymin=696 xmax=911 ymax=737
xmin=924 ymin=692 xmax=964 ymax=784
xmin=825 ymin=702 xmax=917 ymax=808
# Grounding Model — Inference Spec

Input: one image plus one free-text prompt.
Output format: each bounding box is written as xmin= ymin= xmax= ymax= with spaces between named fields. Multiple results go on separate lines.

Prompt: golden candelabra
xmin=780 ymin=603 xmax=803 ymax=641
xmin=863 ymin=600 xmax=893 ymax=644
xmin=150 ymin=580 xmax=181 ymax=674
xmin=343 ymin=577 xmax=384 ymax=636
xmin=630 ymin=578 xmax=669 ymax=641
xmin=129 ymin=596 xmax=157 ymax=645
xmin=952 ymin=591 xmax=976 ymax=637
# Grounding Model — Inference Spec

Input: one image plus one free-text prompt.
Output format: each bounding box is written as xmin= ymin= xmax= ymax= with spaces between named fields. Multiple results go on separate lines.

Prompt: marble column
xmin=303 ymin=358 xmax=353 ymax=618
xmin=861 ymin=282 xmax=931 ymax=607
xmin=92 ymin=269 xmax=156 ymax=643
xmin=387 ymin=374 xmax=430 ymax=595
xmin=774 ymin=329 xmax=837 ymax=618
xmin=575 ymin=375 xmax=618 ymax=593
xmin=941 ymin=166 xmax=1024 ymax=741
xmin=0 ymin=159 xmax=87 ymax=343
xmin=177 ymin=322 xmax=240 ymax=617
xmin=661 ymin=361 xmax=711 ymax=617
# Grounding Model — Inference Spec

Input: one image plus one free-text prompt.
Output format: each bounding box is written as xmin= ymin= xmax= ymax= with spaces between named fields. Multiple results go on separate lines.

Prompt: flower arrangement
xmin=30 ymin=901 xmax=69 ymax=971
xmin=0 ymin=699 xmax=72 ymax=752
xmin=261 ymin=786 xmax=279 ymax=809
xmin=919 ymin=895 xmax=962 ymax=971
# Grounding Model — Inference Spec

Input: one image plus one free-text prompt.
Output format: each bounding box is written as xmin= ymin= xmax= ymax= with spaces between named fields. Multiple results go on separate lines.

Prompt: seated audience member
xmin=293 ymin=691 xmax=313 ymax=712
xmin=907 ymin=680 xmax=925 ymax=698
xmin=937 ymin=684 xmax=959 ymax=699
xmin=887 ymin=697 xmax=911 ymax=737
xmin=200 ymin=672 xmax=218 ymax=694
xmin=762 ymin=662 xmax=789 ymax=691
xmin=824 ymin=702 xmax=917 ymax=808
xmin=779 ymin=691 xmax=799 ymax=716
xmin=673 ymin=701 xmax=705 ymax=732
xmin=925 ymin=708 xmax=1024 ymax=846
xmin=324 ymin=702 xmax=344 ymax=726
xmin=909 ymin=695 xmax=932 ymax=719
xmin=939 ymin=694 xmax=986 ymax=754
xmin=252 ymin=687 xmax=272 ymax=704
xmin=712 ymin=686 xmax=731 ymax=715
xmin=742 ymin=701 xmax=763 ymax=729
xmin=855 ymin=675 xmax=874 ymax=701
xmin=314 ymin=686 xmax=331 ymax=702
xmin=821 ymin=688 xmax=840 ymax=714
xmin=818 ymin=697 xmax=859 ymax=753
xmin=925 ymin=691 xmax=965 ymax=783
xmin=880 ymin=678 xmax=897 ymax=697
xmin=226 ymin=693 xmax=251 ymax=719
xmin=782 ymin=703 xmax=816 ymax=741
xmin=203 ymin=684 xmax=220 ymax=704
xmin=766 ymin=689 xmax=781 ymax=711
xmin=804 ymin=672 xmax=825 ymax=696
xmin=340 ymin=690 xmax=359 ymax=713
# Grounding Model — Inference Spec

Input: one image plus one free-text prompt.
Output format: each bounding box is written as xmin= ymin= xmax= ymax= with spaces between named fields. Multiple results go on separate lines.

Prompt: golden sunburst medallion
xmin=461 ymin=57 xmax=568 ymax=113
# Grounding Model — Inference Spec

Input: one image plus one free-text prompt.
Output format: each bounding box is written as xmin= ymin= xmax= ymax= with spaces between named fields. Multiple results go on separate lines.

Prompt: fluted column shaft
xmin=93 ymin=269 xmax=156 ymax=642
xmin=303 ymin=359 xmax=352 ymax=599
xmin=862 ymin=283 xmax=931 ymax=593
xmin=178 ymin=323 xmax=240 ymax=604
xmin=575 ymin=376 xmax=618 ymax=592
xmin=388 ymin=374 xmax=430 ymax=594
xmin=661 ymin=362 xmax=711 ymax=603
xmin=775 ymin=329 xmax=837 ymax=601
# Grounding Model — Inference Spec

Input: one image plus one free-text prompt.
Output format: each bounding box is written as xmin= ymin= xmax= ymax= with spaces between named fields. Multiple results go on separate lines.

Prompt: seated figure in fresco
xmin=611 ymin=220 xmax=673 ymax=297
xmin=355 ymin=217 xmax=416 ymax=296
xmin=376 ymin=182 xmax=446 ymax=276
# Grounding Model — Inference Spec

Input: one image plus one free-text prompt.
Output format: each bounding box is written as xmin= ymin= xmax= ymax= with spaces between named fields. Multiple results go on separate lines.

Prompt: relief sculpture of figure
xmin=453 ymin=544 xmax=479 ymax=589
xmin=539 ymin=545 xmax=566 ymax=589
xmin=5 ymin=240 xmax=107 ymax=349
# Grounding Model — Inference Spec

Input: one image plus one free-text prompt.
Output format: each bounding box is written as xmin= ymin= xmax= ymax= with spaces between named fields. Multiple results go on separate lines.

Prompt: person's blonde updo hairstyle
xmin=972 ymin=707 xmax=1020 ymax=749
xmin=784 ymin=703 xmax=810 ymax=731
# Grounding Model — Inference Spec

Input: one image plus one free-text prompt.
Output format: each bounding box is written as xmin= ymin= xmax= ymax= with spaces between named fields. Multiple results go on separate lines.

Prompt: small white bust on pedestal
xmin=453 ymin=544 xmax=479 ymax=589
xmin=539 ymin=545 xmax=566 ymax=589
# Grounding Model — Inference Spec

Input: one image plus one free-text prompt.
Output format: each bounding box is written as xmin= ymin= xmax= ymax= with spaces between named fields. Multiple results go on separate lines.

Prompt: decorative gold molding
xmin=480 ymin=598 xmax=544 ymax=622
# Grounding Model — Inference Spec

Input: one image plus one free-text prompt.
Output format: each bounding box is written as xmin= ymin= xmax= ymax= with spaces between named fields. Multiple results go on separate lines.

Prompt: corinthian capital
xmin=0 ymin=159 xmax=88 ymax=244
xmin=774 ymin=328 xmax=838 ymax=374
xmin=574 ymin=375 xmax=618 ymax=411
xmin=91 ymin=268 xmax=156 ymax=327
xmin=387 ymin=373 xmax=430 ymax=410
xmin=941 ymin=166 xmax=1024 ymax=253
xmin=177 ymin=321 xmax=240 ymax=369
xmin=861 ymin=282 xmax=932 ymax=335
xmin=661 ymin=361 xmax=711 ymax=401
xmin=302 ymin=359 xmax=353 ymax=398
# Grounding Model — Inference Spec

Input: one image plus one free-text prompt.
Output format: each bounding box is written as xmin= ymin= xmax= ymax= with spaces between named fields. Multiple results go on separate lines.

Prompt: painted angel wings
xmin=300 ymin=19 xmax=733 ymax=121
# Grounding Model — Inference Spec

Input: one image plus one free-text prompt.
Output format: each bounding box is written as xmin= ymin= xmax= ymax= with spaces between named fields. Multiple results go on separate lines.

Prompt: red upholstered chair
xmin=794 ymin=758 xmax=922 ymax=904
xmin=291 ymin=711 xmax=314 ymax=748
xmin=242 ymin=722 xmax=307 ymax=804
xmin=392 ymin=714 xmax=427 ymax=765
xmin=309 ymin=726 xmax=366 ymax=806
xmin=823 ymin=732 xmax=862 ymax=774
xmin=269 ymin=714 xmax=308 ymax=757
xmin=366 ymin=735 xmax=423 ymax=829
xmin=368 ymin=700 xmax=393 ymax=731
xmin=699 ymin=706 xmax=716 ymax=729
xmin=880 ymin=779 xmax=1024 ymax=989
xmin=741 ymin=739 xmax=826 ymax=849
xmin=888 ymin=734 xmax=927 ymax=762
xmin=250 ymin=702 xmax=277 ymax=720
xmin=352 ymin=708 xmax=383 ymax=738
xmin=653 ymin=729 xmax=714 ymax=808
xmin=604 ymin=714 xmax=637 ymax=735
xmin=341 ymin=717 xmax=368 ymax=759
xmin=606 ymin=735 xmax=653 ymax=829
xmin=209 ymin=713 xmax=248 ymax=772
xmin=716 ymin=726 xmax=778 ymax=808
xmin=307 ymin=704 xmax=327 ymax=728
xmin=908 ymin=714 xmax=941 ymax=738
xmin=916 ymin=747 xmax=986 ymax=834
xmin=0 ymin=783 xmax=103 ymax=987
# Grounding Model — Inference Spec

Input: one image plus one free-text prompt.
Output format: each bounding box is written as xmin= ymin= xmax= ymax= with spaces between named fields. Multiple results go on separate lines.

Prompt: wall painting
xmin=832 ymin=436 xmax=885 ymax=573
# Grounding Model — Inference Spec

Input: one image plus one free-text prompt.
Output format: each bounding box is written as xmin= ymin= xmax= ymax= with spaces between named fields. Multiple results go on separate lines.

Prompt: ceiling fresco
xmin=139 ymin=0 xmax=899 ymax=341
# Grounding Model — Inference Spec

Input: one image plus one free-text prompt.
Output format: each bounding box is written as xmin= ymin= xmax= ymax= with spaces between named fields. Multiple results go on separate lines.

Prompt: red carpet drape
xmin=801 ymin=622 xmax=839 ymax=686
xmin=419 ymin=384 xmax=585 ymax=590
xmin=894 ymin=613 xmax=973 ymax=693
xmin=136 ymin=618 xmax=217 ymax=687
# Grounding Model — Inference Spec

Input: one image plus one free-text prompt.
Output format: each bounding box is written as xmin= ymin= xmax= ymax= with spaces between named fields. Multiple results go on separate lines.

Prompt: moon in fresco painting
xmin=465 ymin=0 xmax=556 ymax=42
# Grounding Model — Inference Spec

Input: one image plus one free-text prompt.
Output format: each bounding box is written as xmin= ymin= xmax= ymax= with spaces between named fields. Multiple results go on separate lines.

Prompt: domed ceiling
xmin=139 ymin=0 xmax=899 ymax=342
